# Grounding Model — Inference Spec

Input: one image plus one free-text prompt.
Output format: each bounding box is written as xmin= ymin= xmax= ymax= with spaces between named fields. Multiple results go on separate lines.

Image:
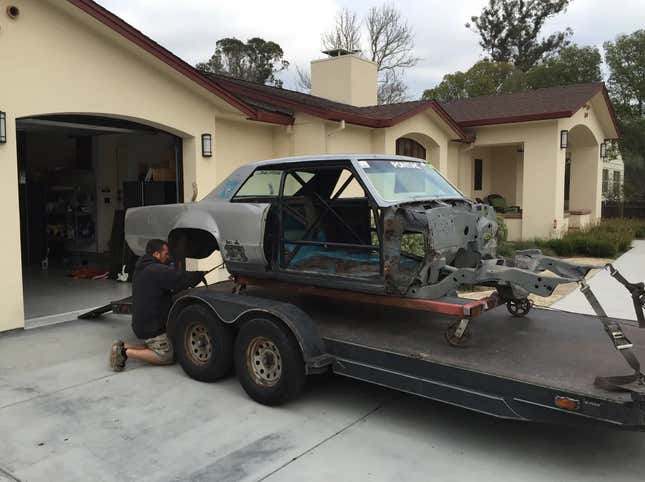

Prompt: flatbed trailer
xmin=86 ymin=281 xmax=645 ymax=430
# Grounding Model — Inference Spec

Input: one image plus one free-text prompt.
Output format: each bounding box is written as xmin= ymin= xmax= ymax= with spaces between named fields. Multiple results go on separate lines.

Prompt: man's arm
xmin=154 ymin=265 xmax=204 ymax=293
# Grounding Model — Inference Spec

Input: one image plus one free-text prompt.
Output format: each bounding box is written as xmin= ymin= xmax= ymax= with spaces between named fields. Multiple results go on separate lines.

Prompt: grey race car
xmin=125 ymin=154 xmax=594 ymax=312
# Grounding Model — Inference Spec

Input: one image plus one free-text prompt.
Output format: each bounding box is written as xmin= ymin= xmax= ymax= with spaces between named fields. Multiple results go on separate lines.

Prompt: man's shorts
xmin=144 ymin=333 xmax=174 ymax=364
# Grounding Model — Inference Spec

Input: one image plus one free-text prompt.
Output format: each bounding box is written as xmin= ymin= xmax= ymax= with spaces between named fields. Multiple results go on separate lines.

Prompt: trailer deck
xmin=88 ymin=282 xmax=645 ymax=428
xmin=222 ymin=284 xmax=645 ymax=427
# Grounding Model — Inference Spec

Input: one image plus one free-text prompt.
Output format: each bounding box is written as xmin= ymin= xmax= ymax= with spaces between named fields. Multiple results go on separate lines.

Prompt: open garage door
xmin=17 ymin=114 xmax=183 ymax=327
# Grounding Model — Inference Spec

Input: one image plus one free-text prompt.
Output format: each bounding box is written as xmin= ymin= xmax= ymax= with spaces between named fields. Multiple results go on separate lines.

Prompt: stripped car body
xmin=125 ymin=155 xmax=594 ymax=305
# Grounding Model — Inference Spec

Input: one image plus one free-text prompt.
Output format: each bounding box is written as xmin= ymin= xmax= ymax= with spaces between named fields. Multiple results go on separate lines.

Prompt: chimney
xmin=310 ymin=49 xmax=377 ymax=107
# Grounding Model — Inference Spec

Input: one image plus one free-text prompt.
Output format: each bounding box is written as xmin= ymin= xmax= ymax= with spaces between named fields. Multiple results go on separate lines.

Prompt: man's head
xmin=145 ymin=239 xmax=170 ymax=265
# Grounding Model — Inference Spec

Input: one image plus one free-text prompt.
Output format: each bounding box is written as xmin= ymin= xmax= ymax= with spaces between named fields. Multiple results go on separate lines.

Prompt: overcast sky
xmin=96 ymin=0 xmax=645 ymax=100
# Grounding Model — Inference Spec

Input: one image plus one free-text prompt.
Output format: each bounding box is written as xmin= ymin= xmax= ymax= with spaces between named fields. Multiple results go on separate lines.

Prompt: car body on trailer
xmin=126 ymin=155 xmax=593 ymax=316
xmin=116 ymin=154 xmax=645 ymax=427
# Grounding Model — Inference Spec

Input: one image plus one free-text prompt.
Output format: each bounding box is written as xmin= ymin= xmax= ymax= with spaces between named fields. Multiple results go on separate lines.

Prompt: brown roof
xmin=206 ymin=74 xmax=466 ymax=137
xmin=440 ymin=83 xmax=609 ymax=127
xmin=68 ymin=0 xmax=618 ymax=138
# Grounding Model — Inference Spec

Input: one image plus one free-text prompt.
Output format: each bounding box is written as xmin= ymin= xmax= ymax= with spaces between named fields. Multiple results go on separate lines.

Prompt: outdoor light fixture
xmin=0 ymin=111 xmax=6 ymax=144
xmin=201 ymin=133 xmax=212 ymax=157
xmin=560 ymin=130 xmax=568 ymax=149
xmin=600 ymin=141 xmax=607 ymax=159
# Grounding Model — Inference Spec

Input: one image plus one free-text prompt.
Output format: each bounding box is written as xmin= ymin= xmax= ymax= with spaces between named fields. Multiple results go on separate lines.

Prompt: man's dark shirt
xmin=131 ymin=255 xmax=202 ymax=339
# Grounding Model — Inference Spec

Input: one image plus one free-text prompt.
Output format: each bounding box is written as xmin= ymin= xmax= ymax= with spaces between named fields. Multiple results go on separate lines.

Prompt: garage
xmin=16 ymin=114 xmax=183 ymax=325
xmin=0 ymin=0 xmax=274 ymax=332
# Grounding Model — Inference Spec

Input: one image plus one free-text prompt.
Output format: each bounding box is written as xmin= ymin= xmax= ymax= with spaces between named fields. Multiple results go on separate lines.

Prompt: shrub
xmin=495 ymin=213 xmax=508 ymax=244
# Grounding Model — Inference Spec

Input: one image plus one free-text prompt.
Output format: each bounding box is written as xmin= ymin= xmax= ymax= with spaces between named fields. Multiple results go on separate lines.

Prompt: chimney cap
xmin=322 ymin=48 xmax=361 ymax=57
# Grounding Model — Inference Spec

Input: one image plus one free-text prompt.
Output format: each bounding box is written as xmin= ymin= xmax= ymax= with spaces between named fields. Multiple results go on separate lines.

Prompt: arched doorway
xmin=16 ymin=113 xmax=183 ymax=323
xmin=395 ymin=133 xmax=440 ymax=166
xmin=565 ymin=124 xmax=600 ymax=218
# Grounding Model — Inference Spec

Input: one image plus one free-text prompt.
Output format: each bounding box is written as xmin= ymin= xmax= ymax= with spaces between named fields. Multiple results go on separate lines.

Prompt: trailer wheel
xmin=234 ymin=318 xmax=306 ymax=406
xmin=174 ymin=304 xmax=234 ymax=382
xmin=506 ymin=298 xmax=532 ymax=317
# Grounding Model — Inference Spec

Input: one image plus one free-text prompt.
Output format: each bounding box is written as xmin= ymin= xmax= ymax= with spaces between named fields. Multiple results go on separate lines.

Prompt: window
xmin=474 ymin=159 xmax=483 ymax=191
xmin=279 ymin=166 xmax=378 ymax=278
xmin=396 ymin=138 xmax=426 ymax=160
xmin=234 ymin=169 xmax=282 ymax=198
xmin=358 ymin=160 xmax=461 ymax=202
xmin=602 ymin=169 xmax=609 ymax=194
xmin=613 ymin=171 xmax=621 ymax=194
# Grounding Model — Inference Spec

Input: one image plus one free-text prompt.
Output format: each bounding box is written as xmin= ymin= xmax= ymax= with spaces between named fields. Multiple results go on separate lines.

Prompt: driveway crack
xmin=257 ymin=394 xmax=402 ymax=481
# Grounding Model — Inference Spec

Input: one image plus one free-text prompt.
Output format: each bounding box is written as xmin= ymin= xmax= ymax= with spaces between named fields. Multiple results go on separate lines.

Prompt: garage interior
xmin=17 ymin=115 xmax=182 ymax=326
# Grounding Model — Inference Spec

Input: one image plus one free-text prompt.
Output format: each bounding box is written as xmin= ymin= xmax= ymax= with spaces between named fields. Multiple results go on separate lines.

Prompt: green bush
xmin=495 ymin=214 xmax=508 ymax=244
xmin=497 ymin=218 xmax=643 ymax=259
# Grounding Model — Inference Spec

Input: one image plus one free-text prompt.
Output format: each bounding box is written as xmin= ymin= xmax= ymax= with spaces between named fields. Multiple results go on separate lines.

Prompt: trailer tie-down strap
xmin=579 ymin=280 xmax=645 ymax=392
xmin=606 ymin=263 xmax=645 ymax=328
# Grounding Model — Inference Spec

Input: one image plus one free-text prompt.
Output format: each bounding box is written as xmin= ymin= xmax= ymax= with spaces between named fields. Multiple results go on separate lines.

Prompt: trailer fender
xmin=167 ymin=289 xmax=332 ymax=373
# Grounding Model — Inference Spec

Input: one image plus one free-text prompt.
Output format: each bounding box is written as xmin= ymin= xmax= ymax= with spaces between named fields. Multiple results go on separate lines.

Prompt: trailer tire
xmin=234 ymin=317 xmax=306 ymax=406
xmin=174 ymin=304 xmax=234 ymax=382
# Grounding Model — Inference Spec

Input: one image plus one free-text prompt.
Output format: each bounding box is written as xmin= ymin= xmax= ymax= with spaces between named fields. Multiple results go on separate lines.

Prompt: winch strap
xmin=606 ymin=264 xmax=645 ymax=328
xmin=579 ymin=282 xmax=644 ymax=392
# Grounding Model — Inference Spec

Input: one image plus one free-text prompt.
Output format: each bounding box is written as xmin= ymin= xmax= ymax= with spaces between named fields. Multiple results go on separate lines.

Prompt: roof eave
xmin=67 ymin=0 xmax=263 ymax=120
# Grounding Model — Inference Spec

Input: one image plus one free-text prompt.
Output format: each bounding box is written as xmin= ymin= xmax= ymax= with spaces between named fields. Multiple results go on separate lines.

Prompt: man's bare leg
xmin=125 ymin=347 xmax=170 ymax=365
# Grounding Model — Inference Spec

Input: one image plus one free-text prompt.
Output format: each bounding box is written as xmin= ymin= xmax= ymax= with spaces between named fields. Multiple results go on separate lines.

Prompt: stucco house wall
xmin=0 ymin=0 xmax=259 ymax=331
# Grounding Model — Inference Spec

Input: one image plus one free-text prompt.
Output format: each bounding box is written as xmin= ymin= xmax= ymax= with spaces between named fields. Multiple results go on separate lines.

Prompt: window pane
xmin=474 ymin=159 xmax=483 ymax=191
xmin=235 ymin=169 xmax=282 ymax=197
xmin=358 ymin=160 xmax=461 ymax=202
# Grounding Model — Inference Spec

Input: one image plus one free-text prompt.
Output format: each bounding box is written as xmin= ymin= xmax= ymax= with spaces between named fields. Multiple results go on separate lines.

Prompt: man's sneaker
xmin=110 ymin=340 xmax=127 ymax=372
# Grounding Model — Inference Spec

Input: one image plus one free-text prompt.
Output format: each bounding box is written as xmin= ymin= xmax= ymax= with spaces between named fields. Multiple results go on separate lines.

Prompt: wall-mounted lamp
xmin=201 ymin=133 xmax=212 ymax=158
xmin=560 ymin=130 xmax=568 ymax=149
xmin=0 ymin=111 xmax=7 ymax=144
xmin=600 ymin=141 xmax=607 ymax=160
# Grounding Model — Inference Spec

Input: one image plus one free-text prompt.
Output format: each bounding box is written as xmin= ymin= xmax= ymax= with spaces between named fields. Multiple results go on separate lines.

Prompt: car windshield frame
xmin=352 ymin=158 xmax=463 ymax=204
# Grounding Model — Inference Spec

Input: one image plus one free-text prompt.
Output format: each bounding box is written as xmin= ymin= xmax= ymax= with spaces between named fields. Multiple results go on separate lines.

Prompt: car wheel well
xmin=169 ymin=228 xmax=219 ymax=260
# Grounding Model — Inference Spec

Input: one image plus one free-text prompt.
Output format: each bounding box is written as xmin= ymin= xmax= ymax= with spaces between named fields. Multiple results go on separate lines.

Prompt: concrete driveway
xmin=1 ymin=314 xmax=644 ymax=482
xmin=553 ymin=240 xmax=645 ymax=321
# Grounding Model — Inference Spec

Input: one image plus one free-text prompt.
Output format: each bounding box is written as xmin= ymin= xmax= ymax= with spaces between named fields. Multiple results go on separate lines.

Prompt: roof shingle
xmin=439 ymin=83 xmax=605 ymax=127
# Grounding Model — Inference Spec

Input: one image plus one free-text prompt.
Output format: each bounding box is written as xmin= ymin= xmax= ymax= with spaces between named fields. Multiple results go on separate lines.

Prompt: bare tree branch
xmin=322 ymin=8 xmax=362 ymax=52
xmin=365 ymin=4 xmax=419 ymax=72
xmin=295 ymin=65 xmax=311 ymax=93
xmin=377 ymin=69 xmax=408 ymax=104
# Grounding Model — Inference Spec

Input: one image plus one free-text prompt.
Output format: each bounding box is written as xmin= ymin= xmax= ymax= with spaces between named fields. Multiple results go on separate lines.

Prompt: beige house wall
xmin=0 ymin=0 xmax=251 ymax=331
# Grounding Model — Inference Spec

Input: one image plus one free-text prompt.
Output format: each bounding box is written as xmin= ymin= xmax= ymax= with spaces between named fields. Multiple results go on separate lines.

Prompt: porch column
xmin=521 ymin=132 xmax=566 ymax=239
xmin=0 ymin=111 xmax=26 ymax=331
xmin=570 ymin=144 xmax=602 ymax=220
xmin=437 ymin=140 xmax=449 ymax=176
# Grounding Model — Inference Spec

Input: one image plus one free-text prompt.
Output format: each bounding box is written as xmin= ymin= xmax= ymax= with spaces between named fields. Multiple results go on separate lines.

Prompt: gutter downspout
xmin=327 ymin=120 xmax=346 ymax=137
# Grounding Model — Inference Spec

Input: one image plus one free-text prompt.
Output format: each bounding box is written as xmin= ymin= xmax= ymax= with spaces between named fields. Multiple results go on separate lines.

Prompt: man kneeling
xmin=110 ymin=239 xmax=204 ymax=371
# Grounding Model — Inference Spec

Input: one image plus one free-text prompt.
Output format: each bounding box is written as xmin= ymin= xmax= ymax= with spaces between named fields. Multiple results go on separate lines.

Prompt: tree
xmin=196 ymin=37 xmax=289 ymax=87
xmin=365 ymin=4 xmax=418 ymax=73
xmin=467 ymin=0 xmax=573 ymax=71
xmin=604 ymin=30 xmax=645 ymax=199
xmin=604 ymin=30 xmax=645 ymax=117
xmin=422 ymin=61 xmax=526 ymax=101
xmin=321 ymin=4 xmax=418 ymax=104
xmin=322 ymin=8 xmax=361 ymax=53
xmin=525 ymin=45 xmax=602 ymax=89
